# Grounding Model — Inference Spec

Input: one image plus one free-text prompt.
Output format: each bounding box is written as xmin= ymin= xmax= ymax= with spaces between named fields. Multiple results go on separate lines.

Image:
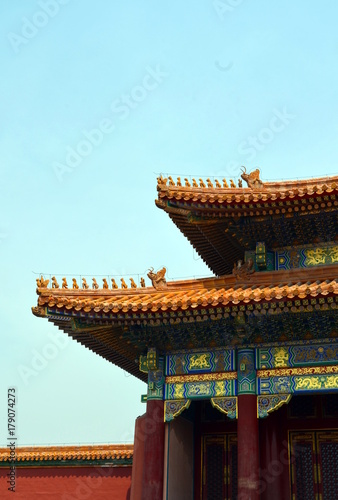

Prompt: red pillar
xmin=141 ymin=399 xmax=165 ymax=500
xmin=130 ymin=414 xmax=146 ymax=500
xmin=237 ymin=394 xmax=260 ymax=500
xmin=259 ymin=405 xmax=290 ymax=500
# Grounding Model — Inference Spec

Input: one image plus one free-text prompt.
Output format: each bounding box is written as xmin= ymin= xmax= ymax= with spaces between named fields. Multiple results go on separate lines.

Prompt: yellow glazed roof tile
xmin=156 ymin=173 xmax=338 ymax=206
xmin=0 ymin=444 xmax=133 ymax=462
xmin=35 ymin=266 xmax=338 ymax=316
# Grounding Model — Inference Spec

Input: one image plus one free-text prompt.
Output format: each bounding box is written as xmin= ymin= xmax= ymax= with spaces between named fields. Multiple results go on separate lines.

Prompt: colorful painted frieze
xmin=245 ymin=244 xmax=338 ymax=272
xmin=165 ymin=376 xmax=236 ymax=400
xmin=257 ymin=344 xmax=338 ymax=369
xmin=276 ymin=244 xmax=338 ymax=270
xmin=257 ymin=369 xmax=338 ymax=395
xmin=165 ymin=348 xmax=236 ymax=376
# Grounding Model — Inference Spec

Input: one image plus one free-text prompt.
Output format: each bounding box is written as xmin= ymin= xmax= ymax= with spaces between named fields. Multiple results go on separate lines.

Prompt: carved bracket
xmin=257 ymin=394 xmax=292 ymax=418
xmin=211 ymin=397 xmax=237 ymax=419
xmin=164 ymin=399 xmax=191 ymax=422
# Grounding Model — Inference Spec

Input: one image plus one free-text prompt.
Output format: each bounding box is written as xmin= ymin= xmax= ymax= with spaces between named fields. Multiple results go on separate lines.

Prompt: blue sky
xmin=1 ymin=0 xmax=338 ymax=446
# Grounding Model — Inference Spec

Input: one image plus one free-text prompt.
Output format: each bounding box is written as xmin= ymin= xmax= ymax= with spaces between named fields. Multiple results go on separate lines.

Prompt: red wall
xmin=0 ymin=466 xmax=131 ymax=500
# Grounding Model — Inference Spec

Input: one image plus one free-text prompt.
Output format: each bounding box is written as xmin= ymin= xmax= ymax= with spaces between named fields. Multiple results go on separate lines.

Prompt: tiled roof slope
xmin=36 ymin=266 xmax=338 ymax=316
xmin=0 ymin=444 xmax=133 ymax=465
xmin=32 ymin=266 xmax=338 ymax=380
xmin=156 ymin=174 xmax=338 ymax=274
xmin=156 ymin=174 xmax=338 ymax=205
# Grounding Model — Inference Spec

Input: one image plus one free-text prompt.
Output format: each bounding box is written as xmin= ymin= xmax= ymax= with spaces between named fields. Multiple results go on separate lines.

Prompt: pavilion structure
xmin=32 ymin=169 xmax=338 ymax=500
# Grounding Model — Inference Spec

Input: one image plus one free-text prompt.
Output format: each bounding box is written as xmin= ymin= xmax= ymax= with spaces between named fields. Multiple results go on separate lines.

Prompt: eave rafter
xmin=31 ymin=266 xmax=338 ymax=379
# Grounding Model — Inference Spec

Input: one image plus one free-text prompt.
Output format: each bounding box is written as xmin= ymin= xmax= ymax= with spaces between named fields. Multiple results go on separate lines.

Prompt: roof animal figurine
xmin=192 ymin=178 xmax=198 ymax=187
xmin=36 ymin=276 xmax=49 ymax=288
xmin=215 ymin=179 xmax=221 ymax=188
xmin=147 ymin=267 xmax=167 ymax=290
xmin=199 ymin=178 xmax=206 ymax=188
xmin=206 ymin=178 xmax=213 ymax=188
xmin=111 ymin=278 xmax=118 ymax=289
xmin=121 ymin=278 xmax=128 ymax=289
xmin=92 ymin=278 xmax=99 ymax=290
xmin=176 ymin=177 xmax=182 ymax=186
xmin=168 ymin=176 xmax=175 ymax=186
xmin=157 ymin=176 xmax=167 ymax=186
xmin=62 ymin=278 xmax=68 ymax=289
xmin=102 ymin=278 xmax=109 ymax=289
xmin=72 ymin=278 xmax=79 ymax=289
xmin=233 ymin=258 xmax=255 ymax=281
xmin=238 ymin=179 xmax=243 ymax=187
xmin=184 ymin=178 xmax=191 ymax=187
xmin=140 ymin=277 xmax=146 ymax=288
xmin=130 ymin=278 xmax=137 ymax=288
xmin=240 ymin=166 xmax=264 ymax=189
xmin=82 ymin=278 xmax=89 ymax=289
xmin=230 ymin=179 xmax=236 ymax=188
xmin=223 ymin=179 xmax=229 ymax=188
xmin=51 ymin=276 xmax=59 ymax=289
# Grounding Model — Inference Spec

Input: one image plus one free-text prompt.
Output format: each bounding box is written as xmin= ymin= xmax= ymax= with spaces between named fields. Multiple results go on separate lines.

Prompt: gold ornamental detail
xmin=166 ymin=371 xmax=237 ymax=384
xmin=257 ymin=365 xmax=338 ymax=378
xmin=188 ymin=353 xmax=211 ymax=370
xmin=304 ymin=246 xmax=338 ymax=266
xmin=294 ymin=375 xmax=338 ymax=391
xmin=273 ymin=347 xmax=289 ymax=367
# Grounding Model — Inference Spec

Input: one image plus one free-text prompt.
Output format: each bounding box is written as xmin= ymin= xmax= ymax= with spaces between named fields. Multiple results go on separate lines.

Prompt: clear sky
xmin=1 ymin=0 xmax=338 ymax=446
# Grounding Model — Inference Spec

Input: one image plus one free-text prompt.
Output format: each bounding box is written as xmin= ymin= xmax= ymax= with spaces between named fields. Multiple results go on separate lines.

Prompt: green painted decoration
xmin=166 ymin=348 xmax=236 ymax=376
xmin=237 ymin=348 xmax=256 ymax=394
xmin=147 ymin=352 xmax=164 ymax=401
xmin=257 ymin=344 xmax=338 ymax=369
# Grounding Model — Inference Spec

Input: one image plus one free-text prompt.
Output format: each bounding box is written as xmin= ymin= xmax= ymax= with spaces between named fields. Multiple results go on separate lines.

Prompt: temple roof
xmin=156 ymin=173 xmax=338 ymax=275
xmin=0 ymin=444 xmax=133 ymax=466
xmin=35 ymin=266 xmax=337 ymax=315
xmin=31 ymin=173 xmax=338 ymax=380
xmin=33 ymin=265 xmax=338 ymax=381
